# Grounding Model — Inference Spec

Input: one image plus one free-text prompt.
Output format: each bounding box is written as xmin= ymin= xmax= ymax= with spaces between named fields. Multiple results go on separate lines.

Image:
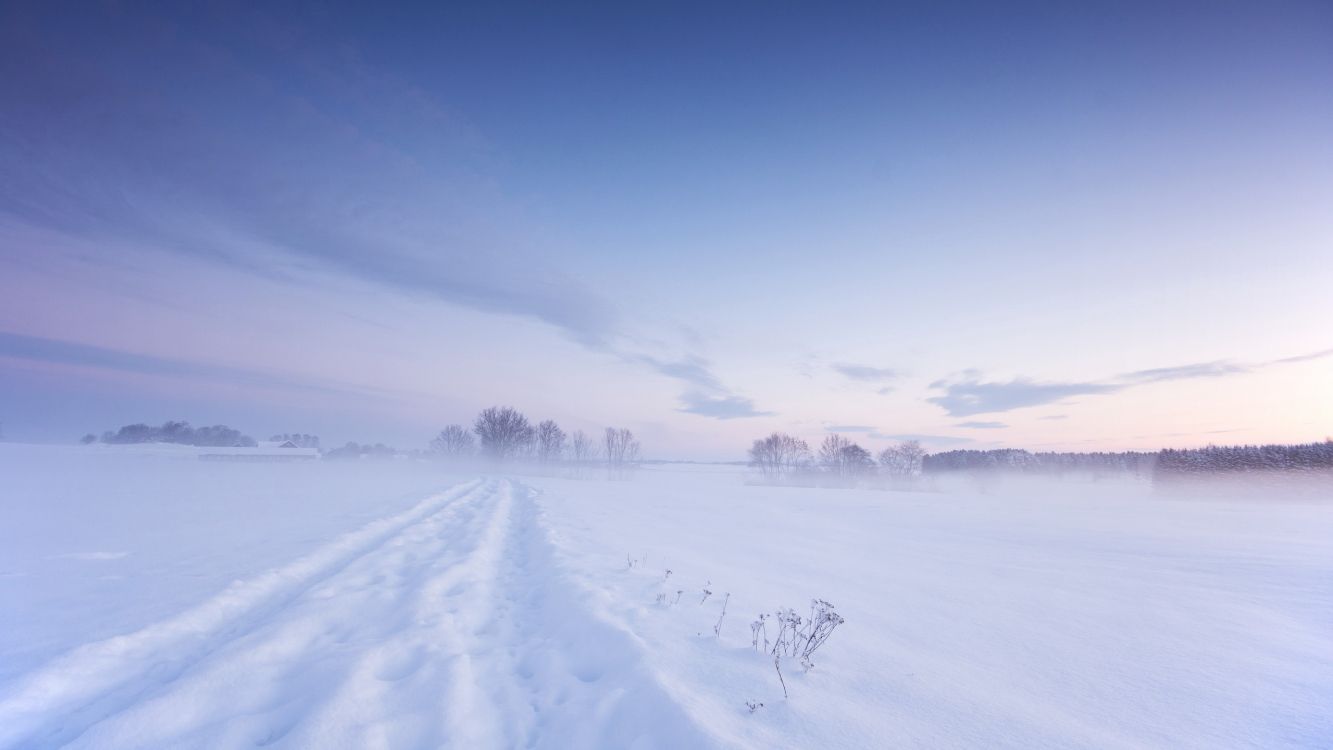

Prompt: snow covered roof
xmin=256 ymin=440 xmax=301 ymax=449
xmin=198 ymin=445 xmax=319 ymax=461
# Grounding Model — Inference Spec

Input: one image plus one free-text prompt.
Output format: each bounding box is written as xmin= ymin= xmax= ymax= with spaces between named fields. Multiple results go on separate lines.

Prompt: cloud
xmin=631 ymin=354 xmax=723 ymax=391
xmin=957 ymin=421 xmax=1007 ymax=429
xmin=876 ymin=386 xmax=894 ymax=396
xmin=1118 ymin=361 xmax=1249 ymax=384
xmin=0 ymin=330 xmax=385 ymax=400
xmin=1120 ymin=347 xmax=1333 ymax=384
xmin=871 ymin=432 xmax=975 ymax=446
xmin=1038 ymin=414 xmax=1068 ymax=421
xmin=831 ymin=363 xmax=900 ymax=382
xmin=677 ymin=391 xmax=774 ymax=420
xmin=823 ymin=426 xmax=977 ymax=447
xmin=1273 ymin=348 xmax=1333 ymax=365
xmin=825 ymin=425 xmax=877 ymax=433
xmin=2 ymin=8 xmax=788 ymax=420
xmin=928 ymin=345 xmax=1333 ymax=417
xmin=629 ymin=353 xmax=772 ymax=419
xmin=0 ymin=5 xmax=619 ymax=349
xmin=928 ymin=377 xmax=1120 ymax=417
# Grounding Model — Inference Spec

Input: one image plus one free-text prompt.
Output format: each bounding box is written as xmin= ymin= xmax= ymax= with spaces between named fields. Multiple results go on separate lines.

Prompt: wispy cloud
xmin=871 ymin=432 xmax=974 ymax=446
xmin=831 ymin=363 xmax=900 ymax=382
xmin=825 ymin=425 xmax=877 ymax=433
xmin=631 ymin=354 xmax=723 ymax=391
xmin=0 ymin=330 xmax=387 ymax=400
xmin=677 ymin=391 xmax=774 ymax=419
xmin=1 ymin=5 xmax=620 ymax=348
xmin=928 ymin=377 xmax=1120 ymax=417
xmin=1 ymin=8 xmax=789 ymax=421
xmin=1273 ymin=348 xmax=1333 ymax=365
xmin=1118 ymin=361 xmax=1249 ymax=384
xmin=815 ymin=424 xmax=975 ymax=446
xmin=928 ymin=346 xmax=1333 ymax=417
xmin=957 ymin=421 xmax=1007 ymax=429
xmin=629 ymin=353 xmax=772 ymax=419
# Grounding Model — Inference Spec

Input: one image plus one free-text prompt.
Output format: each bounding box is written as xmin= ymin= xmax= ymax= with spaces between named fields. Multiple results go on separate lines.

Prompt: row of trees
xmin=753 ymin=437 xmax=1330 ymax=484
xmin=430 ymin=406 xmax=641 ymax=474
xmin=748 ymin=432 xmax=925 ymax=483
xmin=923 ymin=449 xmax=1155 ymax=475
xmin=1155 ymin=442 xmax=1333 ymax=476
xmin=83 ymin=421 xmax=257 ymax=448
xmin=749 ymin=436 xmax=1169 ymax=484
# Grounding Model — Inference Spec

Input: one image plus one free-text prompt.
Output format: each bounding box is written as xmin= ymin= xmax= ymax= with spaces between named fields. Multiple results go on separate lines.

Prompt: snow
xmin=0 ymin=444 xmax=469 ymax=683
xmin=3 ymin=445 xmax=1332 ymax=748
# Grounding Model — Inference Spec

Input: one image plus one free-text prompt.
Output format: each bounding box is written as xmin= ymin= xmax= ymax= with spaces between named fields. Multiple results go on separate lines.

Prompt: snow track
xmin=0 ymin=479 xmax=716 ymax=749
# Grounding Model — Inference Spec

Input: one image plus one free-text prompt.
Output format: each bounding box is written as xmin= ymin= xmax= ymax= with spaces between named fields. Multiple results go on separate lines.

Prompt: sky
xmin=1 ymin=0 xmax=1331 ymax=460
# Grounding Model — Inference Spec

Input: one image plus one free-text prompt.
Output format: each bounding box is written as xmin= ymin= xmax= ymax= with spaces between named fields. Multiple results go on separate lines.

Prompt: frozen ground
xmin=2 ymin=445 xmax=1331 ymax=748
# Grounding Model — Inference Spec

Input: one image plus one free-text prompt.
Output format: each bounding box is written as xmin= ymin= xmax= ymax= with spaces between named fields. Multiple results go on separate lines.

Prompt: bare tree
xmin=473 ymin=406 xmax=534 ymax=461
xmin=820 ymin=434 xmax=874 ymax=480
xmin=535 ymin=419 xmax=566 ymax=463
xmin=879 ymin=440 xmax=925 ymax=482
xmin=819 ymin=434 xmax=852 ymax=474
xmin=569 ymin=429 xmax=598 ymax=477
xmin=842 ymin=443 xmax=875 ymax=476
xmin=430 ymin=424 xmax=475 ymax=458
xmin=570 ymin=430 xmax=595 ymax=461
xmin=748 ymin=433 xmax=811 ymax=480
xmin=605 ymin=427 xmax=641 ymax=478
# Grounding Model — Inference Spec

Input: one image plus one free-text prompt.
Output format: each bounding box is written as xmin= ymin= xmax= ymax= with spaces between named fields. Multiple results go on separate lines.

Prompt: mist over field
xmin=2 ymin=443 xmax=1330 ymax=748
xmin=3 ymin=1 xmax=1332 ymax=748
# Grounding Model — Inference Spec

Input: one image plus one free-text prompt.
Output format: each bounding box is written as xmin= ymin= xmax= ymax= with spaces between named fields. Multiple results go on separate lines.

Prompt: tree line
xmin=923 ymin=449 xmax=1155 ymax=475
xmin=430 ymin=406 xmax=641 ymax=475
xmin=83 ymin=421 xmax=257 ymax=448
xmin=747 ymin=432 xmax=926 ymax=483
xmin=1154 ymin=441 xmax=1333 ymax=477
xmin=750 ymin=433 xmax=1333 ymax=485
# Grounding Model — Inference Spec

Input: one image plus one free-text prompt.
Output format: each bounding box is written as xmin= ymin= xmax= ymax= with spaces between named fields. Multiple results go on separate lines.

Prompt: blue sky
xmin=2 ymin=1 xmax=1331 ymax=458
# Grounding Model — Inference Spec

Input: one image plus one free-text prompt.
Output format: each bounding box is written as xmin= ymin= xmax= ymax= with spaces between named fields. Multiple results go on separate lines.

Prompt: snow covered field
xmin=2 ymin=445 xmax=1331 ymax=748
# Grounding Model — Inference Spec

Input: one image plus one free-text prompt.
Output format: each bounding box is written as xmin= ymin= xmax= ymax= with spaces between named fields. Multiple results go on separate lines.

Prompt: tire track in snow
xmin=469 ymin=482 xmax=721 ymax=749
xmin=0 ymin=478 xmax=492 ymax=749
xmin=4 ymin=478 xmax=720 ymax=749
xmin=277 ymin=476 xmax=518 ymax=748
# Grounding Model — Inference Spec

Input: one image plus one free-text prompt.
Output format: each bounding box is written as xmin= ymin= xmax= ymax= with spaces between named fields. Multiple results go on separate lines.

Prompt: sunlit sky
xmin=2 ymin=1 xmax=1331 ymax=459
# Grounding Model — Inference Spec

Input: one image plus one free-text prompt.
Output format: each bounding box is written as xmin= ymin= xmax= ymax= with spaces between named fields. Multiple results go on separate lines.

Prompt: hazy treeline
xmin=83 ymin=421 xmax=258 ymax=448
xmin=924 ymin=449 xmax=1156 ymax=476
xmin=928 ymin=443 xmax=1333 ymax=478
xmin=750 ymin=433 xmax=1333 ymax=488
xmin=324 ymin=442 xmax=395 ymax=460
xmin=79 ymin=410 xmax=642 ymax=475
xmin=430 ymin=406 xmax=641 ymax=477
xmin=1155 ymin=442 xmax=1333 ymax=476
xmin=747 ymin=432 xmax=925 ymax=485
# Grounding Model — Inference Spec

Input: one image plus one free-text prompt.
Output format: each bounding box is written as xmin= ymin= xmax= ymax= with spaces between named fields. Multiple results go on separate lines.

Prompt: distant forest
xmin=918 ymin=443 xmax=1333 ymax=481
xmin=1155 ymin=442 xmax=1333 ymax=475
xmin=81 ymin=420 xmax=1332 ymax=481
xmin=924 ymin=443 xmax=1333 ymax=478
xmin=924 ymin=449 xmax=1156 ymax=475
xmin=84 ymin=421 xmax=257 ymax=448
xmin=748 ymin=430 xmax=1333 ymax=485
xmin=79 ymin=408 xmax=641 ymax=474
